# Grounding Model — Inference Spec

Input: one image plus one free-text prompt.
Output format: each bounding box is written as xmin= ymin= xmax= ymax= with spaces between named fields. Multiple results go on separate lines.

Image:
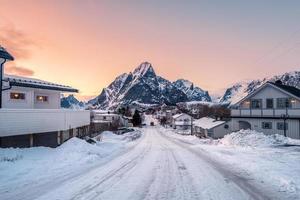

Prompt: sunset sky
xmin=0 ymin=0 xmax=299 ymax=100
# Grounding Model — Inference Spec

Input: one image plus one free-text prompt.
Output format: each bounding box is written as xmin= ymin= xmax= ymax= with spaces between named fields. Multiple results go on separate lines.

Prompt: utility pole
xmin=191 ymin=117 xmax=193 ymax=135
xmin=0 ymin=46 xmax=14 ymax=109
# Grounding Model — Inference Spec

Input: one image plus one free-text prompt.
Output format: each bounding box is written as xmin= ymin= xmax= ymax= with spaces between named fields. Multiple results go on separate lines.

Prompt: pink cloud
xmin=0 ymin=23 xmax=37 ymax=60
xmin=5 ymin=64 xmax=34 ymax=76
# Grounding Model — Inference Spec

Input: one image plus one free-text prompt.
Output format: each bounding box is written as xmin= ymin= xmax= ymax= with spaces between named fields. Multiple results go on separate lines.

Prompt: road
xmin=33 ymin=125 xmax=272 ymax=200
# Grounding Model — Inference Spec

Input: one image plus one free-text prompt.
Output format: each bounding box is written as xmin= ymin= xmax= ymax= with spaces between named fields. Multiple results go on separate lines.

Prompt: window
xmin=10 ymin=92 xmax=25 ymax=100
xmin=103 ymin=116 xmax=107 ymax=120
xmin=36 ymin=95 xmax=48 ymax=102
xmin=251 ymin=99 xmax=262 ymax=109
xmin=277 ymin=122 xmax=288 ymax=130
xmin=262 ymin=122 xmax=272 ymax=129
xmin=266 ymin=99 xmax=273 ymax=109
xmin=277 ymin=98 xmax=290 ymax=109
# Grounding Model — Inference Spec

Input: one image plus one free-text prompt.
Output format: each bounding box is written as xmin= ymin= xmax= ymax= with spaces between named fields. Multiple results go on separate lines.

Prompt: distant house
xmin=0 ymin=75 xmax=90 ymax=148
xmin=172 ymin=113 xmax=192 ymax=130
xmin=193 ymin=117 xmax=231 ymax=138
xmin=90 ymin=110 xmax=125 ymax=133
xmin=231 ymin=81 xmax=300 ymax=139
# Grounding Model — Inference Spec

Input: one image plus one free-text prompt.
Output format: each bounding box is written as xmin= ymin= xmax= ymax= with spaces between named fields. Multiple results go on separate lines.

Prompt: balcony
xmin=0 ymin=109 xmax=90 ymax=137
xmin=231 ymin=108 xmax=300 ymax=118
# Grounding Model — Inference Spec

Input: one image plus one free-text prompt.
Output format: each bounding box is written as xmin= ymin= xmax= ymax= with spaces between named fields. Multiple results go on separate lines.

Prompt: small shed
xmin=193 ymin=117 xmax=231 ymax=138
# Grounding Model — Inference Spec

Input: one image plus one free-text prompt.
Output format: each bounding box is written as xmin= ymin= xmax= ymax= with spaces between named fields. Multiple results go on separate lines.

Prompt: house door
xmin=238 ymin=121 xmax=251 ymax=130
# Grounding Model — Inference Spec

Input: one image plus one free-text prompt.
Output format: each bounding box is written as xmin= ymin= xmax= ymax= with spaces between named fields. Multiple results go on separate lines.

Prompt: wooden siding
xmin=0 ymin=109 xmax=90 ymax=137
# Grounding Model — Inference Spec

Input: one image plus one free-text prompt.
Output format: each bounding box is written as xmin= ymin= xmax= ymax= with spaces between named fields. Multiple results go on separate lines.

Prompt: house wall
xmin=2 ymin=87 xmax=34 ymax=108
xmin=33 ymin=89 xmax=61 ymax=109
xmin=231 ymin=118 xmax=300 ymax=139
xmin=2 ymin=86 xmax=61 ymax=109
xmin=0 ymin=109 xmax=90 ymax=137
xmin=240 ymin=86 xmax=300 ymax=109
xmin=211 ymin=123 xmax=231 ymax=139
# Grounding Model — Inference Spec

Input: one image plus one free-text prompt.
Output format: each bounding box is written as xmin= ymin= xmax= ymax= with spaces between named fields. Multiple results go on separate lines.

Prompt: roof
xmin=4 ymin=74 xmax=78 ymax=93
xmin=172 ymin=113 xmax=190 ymax=119
xmin=174 ymin=121 xmax=191 ymax=126
xmin=193 ymin=117 xmax=226 ymax=129
xmin=0 ymin=46 xmax=14 ymax=60
xmin=269 ymin=82 xmax=300 ymax=98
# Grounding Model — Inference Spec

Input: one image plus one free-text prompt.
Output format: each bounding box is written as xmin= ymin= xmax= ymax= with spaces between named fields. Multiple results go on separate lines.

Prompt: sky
xmin=0 ymin=0 xmax=299 ymax=101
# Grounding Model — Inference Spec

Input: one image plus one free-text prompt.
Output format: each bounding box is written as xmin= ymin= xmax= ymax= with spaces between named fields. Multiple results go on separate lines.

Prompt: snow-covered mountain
xmin=219 ymin=71 xmax=300 ymax=105
xmin=173 ymin=79 xmax=211 ymax=102
xmin=61 ymin=95 xmax=84 ymax=109
xmin=89 ymin=62 xmax=211 ymax=109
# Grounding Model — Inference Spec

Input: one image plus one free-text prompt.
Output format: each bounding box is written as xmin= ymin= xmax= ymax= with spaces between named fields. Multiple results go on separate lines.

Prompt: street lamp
xmin=0 ymin=46 xmax=14 ymax=109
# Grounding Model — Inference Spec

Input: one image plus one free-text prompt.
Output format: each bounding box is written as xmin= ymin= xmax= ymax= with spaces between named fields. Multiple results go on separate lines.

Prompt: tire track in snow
xmin=159 ymin=128 xmax=272 ymax=200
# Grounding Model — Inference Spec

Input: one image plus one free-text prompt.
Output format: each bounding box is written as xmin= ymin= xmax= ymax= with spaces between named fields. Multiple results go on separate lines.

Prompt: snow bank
xmin=219 ymin=129 xmax=300 ymax=148
xmin=0 ymin=130 xmax=142 ymax=197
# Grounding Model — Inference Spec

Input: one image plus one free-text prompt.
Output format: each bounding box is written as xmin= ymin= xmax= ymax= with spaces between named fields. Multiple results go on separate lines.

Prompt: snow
xmin=218 ymin=129 xmax=300 ymax=147
xmin=2 ymin=115 xmax=300 ymax=200
xmin=0 ymin=131 xmax=142 ymax=200
xmin=193 ymin=117 xmax=225 ymax=129
xmin=4 ymin=74 xmax=76 ymax=91
xmin=164 ymin=128 xmax=300 ymax=199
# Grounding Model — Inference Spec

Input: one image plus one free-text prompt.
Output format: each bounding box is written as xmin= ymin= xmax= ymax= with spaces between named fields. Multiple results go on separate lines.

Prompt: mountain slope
xmin=89 ymin=62 xmax=211 ymax=109
xmin=61 ymin=95 xmax=84 ymax=109
xmin=219 ymin=71 xmax=300 ymax=105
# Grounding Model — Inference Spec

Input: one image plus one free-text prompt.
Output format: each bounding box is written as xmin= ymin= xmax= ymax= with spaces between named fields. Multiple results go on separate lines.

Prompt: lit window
xmin=10 ymin=92 xmax=25 ymax=100
xmin=36 ymin=95 xmax=48 ymax=102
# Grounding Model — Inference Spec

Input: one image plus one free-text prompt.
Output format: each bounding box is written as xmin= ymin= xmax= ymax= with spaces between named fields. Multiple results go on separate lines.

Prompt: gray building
xmin=231 ymin=81 xmax=300 ymax=139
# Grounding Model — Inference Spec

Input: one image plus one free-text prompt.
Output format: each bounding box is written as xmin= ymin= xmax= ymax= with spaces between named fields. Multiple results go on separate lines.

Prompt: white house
xmin=231 ymin=81 xmax=300 ymax=139
xmin=172 ymin=113 xmax=193 ymax=130
xmin=193 ymin=117 xmax=231 ymax=138
xmin=90 ymin=110 xmax=128 ymax=133
xmin=0 ymin=74 xmax=90 ymax=148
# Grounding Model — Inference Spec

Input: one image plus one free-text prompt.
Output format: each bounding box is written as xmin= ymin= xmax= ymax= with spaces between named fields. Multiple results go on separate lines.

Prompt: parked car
xmin=150 ymin=122 xmax=155 ymax=126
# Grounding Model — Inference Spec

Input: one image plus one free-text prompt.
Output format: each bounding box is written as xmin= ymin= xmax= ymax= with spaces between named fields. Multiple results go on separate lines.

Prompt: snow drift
xmin=218 ymin=129 xmax=300 ymax=148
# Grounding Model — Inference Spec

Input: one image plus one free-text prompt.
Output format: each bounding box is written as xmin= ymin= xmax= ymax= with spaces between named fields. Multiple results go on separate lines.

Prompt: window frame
xmin=262 ymin=122 xmax=272 ymax=129
xmin=277 ymin=122 xmax=288 ymax=130
xmin=276 ymin=98 xmax=290 ymax=109
xmin=250 ymin=99 xmax=262 ymax=109
xmin=10 ymin=92 xmax=26 ymax=101
xmin=266 ymin=98 xmax=274 ymax=109
xmin=35 ymin=95 xmax=49 ymax=103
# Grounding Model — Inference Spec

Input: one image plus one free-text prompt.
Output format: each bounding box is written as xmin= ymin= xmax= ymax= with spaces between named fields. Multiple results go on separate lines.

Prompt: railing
xmin=0 ymin=109 xmax=90 ymax=137
xmin=231 ymin=108 xmax=300 ymax=118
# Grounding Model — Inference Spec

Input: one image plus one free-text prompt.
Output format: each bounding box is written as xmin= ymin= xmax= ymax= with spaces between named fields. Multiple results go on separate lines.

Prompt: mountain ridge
xmin=89 ymin=62 xmax=211 ymax=109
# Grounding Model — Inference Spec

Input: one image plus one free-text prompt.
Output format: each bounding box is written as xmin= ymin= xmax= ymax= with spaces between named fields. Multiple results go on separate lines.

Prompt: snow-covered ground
xmin=0 ymin=130 xmax=142 ymax=200
xmin=1 ymin=117 xmax=300 ymax=200
xmin=164 ymin=128 xmax=300 ymax=199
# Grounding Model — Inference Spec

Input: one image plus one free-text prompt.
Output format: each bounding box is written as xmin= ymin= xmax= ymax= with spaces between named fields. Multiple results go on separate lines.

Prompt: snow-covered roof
xmin=193 ymin=117 xmax=225 ymax=130
xmin=174 ymin=121 xmax=191 ymax=126
xmin=0 ymin=46 xmax=14 ymax=60
xmin=172 ymin=113 xmax=191 ymax=119
xmin=172 ymin=113 xmax=185 ymax=119
xmin=3 ymin=74 xmax=78 ymax=93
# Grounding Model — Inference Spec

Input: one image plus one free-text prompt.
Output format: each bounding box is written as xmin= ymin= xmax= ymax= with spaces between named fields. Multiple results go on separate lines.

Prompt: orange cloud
xmin=0 ymin=23 xmax=37 ymax=60
xmin=5 ymin=64 xmax=34 ymax=76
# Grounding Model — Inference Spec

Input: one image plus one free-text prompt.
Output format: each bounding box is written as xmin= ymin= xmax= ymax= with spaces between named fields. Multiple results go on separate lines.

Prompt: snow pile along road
xmin=0 ymin=130 xmax=142 ymax=200
xmin=218 ymin=129 xmax=300 ymax=147
xmin=164 ymin=127 xmax=300 ymax=199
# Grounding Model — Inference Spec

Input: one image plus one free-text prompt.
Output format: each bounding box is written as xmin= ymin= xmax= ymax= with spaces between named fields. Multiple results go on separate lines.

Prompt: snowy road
xmin=28 ymin=126 xmax=273 ymax=200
